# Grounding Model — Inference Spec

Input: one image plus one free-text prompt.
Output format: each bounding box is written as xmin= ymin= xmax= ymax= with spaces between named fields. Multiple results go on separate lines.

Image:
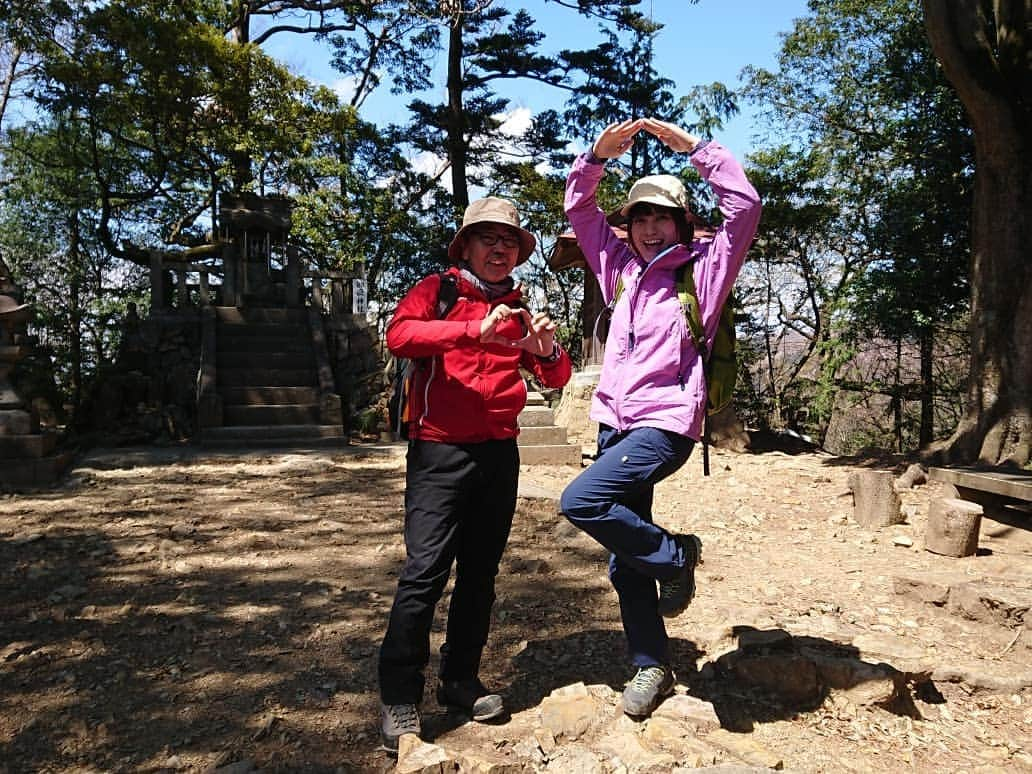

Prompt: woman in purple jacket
xmin=560 ymin=118 xmax=761 ymax=718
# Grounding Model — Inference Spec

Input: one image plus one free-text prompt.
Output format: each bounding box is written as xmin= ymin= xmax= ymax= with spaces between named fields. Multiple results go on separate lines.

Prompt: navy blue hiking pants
xmin=559 ymin=424 xmax=695 ymax=667
xmin=379 ymin=438 xmax=518 ymax=705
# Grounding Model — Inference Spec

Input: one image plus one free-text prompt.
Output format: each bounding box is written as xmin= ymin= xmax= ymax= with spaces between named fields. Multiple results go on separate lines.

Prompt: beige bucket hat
xmin=617 ymin=174 xmax=689 ymax=217
xmin=447 ymin=196 xmax=537 ymax=265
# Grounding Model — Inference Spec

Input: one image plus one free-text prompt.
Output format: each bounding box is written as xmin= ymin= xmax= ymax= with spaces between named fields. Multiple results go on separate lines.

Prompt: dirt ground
xmin=1 ymin=439 xmax=1030 ymax=773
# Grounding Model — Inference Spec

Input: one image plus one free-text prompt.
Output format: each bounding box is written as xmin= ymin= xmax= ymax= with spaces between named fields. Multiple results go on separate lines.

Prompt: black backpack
xmin=387 ymin=273 xmax=459 ymax=439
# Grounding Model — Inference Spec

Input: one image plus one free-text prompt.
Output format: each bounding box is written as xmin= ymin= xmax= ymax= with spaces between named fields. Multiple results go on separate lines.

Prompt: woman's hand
xmin=592 ymin=119 xmax=644 ymax=159
xmin=640 ymin=118 xmax=700 ymax=153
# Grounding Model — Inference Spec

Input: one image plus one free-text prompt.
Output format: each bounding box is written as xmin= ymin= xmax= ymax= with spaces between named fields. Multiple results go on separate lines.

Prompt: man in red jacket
xmin=378 ymin=197 xmax=572 ymax=752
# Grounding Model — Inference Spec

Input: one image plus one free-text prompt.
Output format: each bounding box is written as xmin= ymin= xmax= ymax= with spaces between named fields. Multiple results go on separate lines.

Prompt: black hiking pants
xmin=378 ymin=438 xmax=518 ymax=705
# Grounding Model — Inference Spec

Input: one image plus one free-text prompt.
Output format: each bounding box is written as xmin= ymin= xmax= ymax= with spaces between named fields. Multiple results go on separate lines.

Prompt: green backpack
xmin=611 ymin=262 xmax=737 ymax=475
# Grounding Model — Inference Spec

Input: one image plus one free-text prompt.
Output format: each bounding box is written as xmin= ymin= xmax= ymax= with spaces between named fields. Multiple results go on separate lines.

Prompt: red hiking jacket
xmin=387 ymin=268 xmax=572 ymax=443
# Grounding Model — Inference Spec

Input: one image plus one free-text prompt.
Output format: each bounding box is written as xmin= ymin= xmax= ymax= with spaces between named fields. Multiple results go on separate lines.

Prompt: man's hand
xmin=480 ymin=305 xmax=556 ymax=356
xmin=518 ymin=311 xmax=557 ymax=357
xmin=480 ymin=304 xmax=529 ymax=346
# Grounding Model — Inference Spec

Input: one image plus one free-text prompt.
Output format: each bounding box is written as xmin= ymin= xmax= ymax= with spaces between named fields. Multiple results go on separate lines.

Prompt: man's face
xmin=462 ymin=225 xmax=521 ymax=283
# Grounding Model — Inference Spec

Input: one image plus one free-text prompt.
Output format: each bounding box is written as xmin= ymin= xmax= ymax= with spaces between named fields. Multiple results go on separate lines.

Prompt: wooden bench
xmin=928 ymin=466 xmax=1032 ymax=521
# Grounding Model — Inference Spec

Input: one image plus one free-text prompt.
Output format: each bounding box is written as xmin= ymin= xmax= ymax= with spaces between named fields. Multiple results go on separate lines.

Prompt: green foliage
xmin=740 ymin=0 xmax=973 ymax=449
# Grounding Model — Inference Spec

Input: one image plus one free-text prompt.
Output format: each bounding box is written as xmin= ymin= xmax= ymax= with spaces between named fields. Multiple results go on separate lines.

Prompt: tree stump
xmin=847 ymin=470 xmax=903 ymax=528
xmin=924 ymin=497 xmax=982 ymax=557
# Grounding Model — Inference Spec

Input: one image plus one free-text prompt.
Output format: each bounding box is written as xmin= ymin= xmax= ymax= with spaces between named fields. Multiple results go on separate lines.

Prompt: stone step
xmin=215 ymin=306 xmax=308 ymax=325
xmin=518 ymin=425 xmax=570 ymax=445
xmin=0 ymin=432 xmax=58 ymax=458
xmin=525 ymin=390 xmax=548 ymax=407
xmin=518 ymin=405 xmax=557 ymax=428
xmin=216 ymin=334 xmax=314 ymax=354
xmin=218 ymin=368 xmax=317 ymax=388
xmin=518 ymin=443 xmax=583 ymax=466
xmin=224 ymin=404 xmax=321 ymax=426
xmin=221 ymin=386 xmax=319 ymax=405
xmin=216 ymin=351 xmax=314 ymax=369
xmin=199 ymin=424 xmax=347 ymax=447
xmin=216 ymin=321 xmax=309 ymax=338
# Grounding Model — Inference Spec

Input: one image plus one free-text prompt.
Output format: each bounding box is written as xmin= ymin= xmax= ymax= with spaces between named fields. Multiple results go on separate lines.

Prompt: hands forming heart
xmin=480 ymin=304 xmax=557 ymax=357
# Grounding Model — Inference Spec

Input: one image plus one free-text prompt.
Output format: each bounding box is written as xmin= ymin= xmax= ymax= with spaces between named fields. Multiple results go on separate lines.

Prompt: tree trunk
xmin=919 ymin=326 xmax=933 ymax=447
xmin=228 ymin=1 xmax=254 ymax=192
xmin=68 ymin=211 xmax=82 ymax=416
xmin=446 ymin=12 xmax=468 ymax=213
xmin=922 ymin=0 xmax=1032 ymax=468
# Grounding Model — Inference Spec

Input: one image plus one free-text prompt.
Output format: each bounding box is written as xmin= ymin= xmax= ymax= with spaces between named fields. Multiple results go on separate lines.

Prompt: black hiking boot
xmin=436 ymin=678 xmax=505 ymax=721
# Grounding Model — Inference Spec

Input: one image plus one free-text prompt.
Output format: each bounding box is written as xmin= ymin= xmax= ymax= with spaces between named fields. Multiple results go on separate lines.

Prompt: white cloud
xmin=331 ymin=76 xmax=363 ymax=103
xmin=497 ymin=106 xmax=533 ymax=137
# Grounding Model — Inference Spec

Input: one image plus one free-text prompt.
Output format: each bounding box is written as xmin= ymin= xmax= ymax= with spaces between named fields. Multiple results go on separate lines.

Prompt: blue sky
xmin=262 ymin=0 xmax=811 ymax=161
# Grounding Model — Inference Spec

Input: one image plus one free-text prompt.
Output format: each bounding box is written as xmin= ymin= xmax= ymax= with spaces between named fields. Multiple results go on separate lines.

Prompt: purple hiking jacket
xmin=564 ymin=142 xmax=761 ymax=440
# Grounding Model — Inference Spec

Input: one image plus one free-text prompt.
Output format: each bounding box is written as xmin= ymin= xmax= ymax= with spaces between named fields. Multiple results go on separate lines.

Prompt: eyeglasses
xmin=473 ymin=230 xmax=520 ymax=249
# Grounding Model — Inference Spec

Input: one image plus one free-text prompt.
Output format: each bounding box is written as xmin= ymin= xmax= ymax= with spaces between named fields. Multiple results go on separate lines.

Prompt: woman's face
xmin=629 ymin=208 xmax=679 ymax=262
xmin=462 ymin=225 xmax=521 ymax=283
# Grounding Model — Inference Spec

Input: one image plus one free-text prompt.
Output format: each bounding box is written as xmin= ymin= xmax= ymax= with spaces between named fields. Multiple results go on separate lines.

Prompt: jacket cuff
xmin=536 ymin=343 xmax=563 ymax=363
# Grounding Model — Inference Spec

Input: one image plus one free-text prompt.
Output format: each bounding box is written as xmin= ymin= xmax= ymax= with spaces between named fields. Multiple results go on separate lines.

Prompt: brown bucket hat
xmin=447 ymin=196 xmax=537 ymax=266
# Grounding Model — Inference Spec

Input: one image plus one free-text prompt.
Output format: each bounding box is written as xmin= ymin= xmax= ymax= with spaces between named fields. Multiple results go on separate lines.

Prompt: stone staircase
xmin=517 ymin=390 xmax=583 ymax=466
xmin=199 ymin=307 xmax=346 ymax=447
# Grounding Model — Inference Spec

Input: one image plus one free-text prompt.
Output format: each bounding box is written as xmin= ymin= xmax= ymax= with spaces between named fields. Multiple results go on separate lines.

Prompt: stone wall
xmin=81 ymin=312 xmax=202 ymax=444
xmin=325 ymin=313 xmax=384 ymax=431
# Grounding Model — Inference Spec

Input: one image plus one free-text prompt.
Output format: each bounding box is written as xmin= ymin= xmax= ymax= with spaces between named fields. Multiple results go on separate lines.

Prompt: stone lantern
xmin=0 ymin=290 xmax=70 ymax=489
xmin=0 ymin=294 xmax=33 ymax=432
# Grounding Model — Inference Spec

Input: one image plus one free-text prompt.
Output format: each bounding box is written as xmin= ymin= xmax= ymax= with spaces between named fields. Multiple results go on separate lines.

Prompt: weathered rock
xmin=730 ymin=653 xmax=822 ymax=705
xmin=651 ymin=694 xmax=721 ymax=732
xmin=811 ymin=655 xmax=903 ymax=707
xmin=533 ymin=727 xmax=557 ymax=755
xmin=850 ymin=632 xmax=935 ymax=677
xmin=707 ymin=729 xmax=784 ymax=770
xmin=596 ymin=730 xmax=676 ymax=771
xmin=947 ymin=582 xmax=1031 ymax=628
xmin=539 ymin=684 xmax=605 ymax=742
xmin=540 ymin=745 xmax=606 ymax=774
xmin=457 ymin=749 xmax=526 ymax=773
xmin=893 ymin=574 xmax=953 ymax=606
xmin=396 ymin=735 xmax=453 ymax=774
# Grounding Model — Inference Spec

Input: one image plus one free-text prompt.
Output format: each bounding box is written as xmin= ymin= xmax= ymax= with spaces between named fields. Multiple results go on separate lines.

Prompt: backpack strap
xmin=676 ymin=263 xmax=707 ymax=360
xmin=676 ymin=262 xmax=713 ymax=477
xmin=436 ymin=272 xmax=459 ymax=318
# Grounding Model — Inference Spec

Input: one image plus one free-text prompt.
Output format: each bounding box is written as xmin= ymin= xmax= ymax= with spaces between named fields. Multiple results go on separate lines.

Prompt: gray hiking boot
xmin=657 ymin=533 xmax=703 ymax=617
xmin=379 ymin=702 xmax=421 ymax=753
xmin=621 ymin=665 xmax=675 ymax=718
xmin=437 ymin=678 xmax=505 ymax=721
